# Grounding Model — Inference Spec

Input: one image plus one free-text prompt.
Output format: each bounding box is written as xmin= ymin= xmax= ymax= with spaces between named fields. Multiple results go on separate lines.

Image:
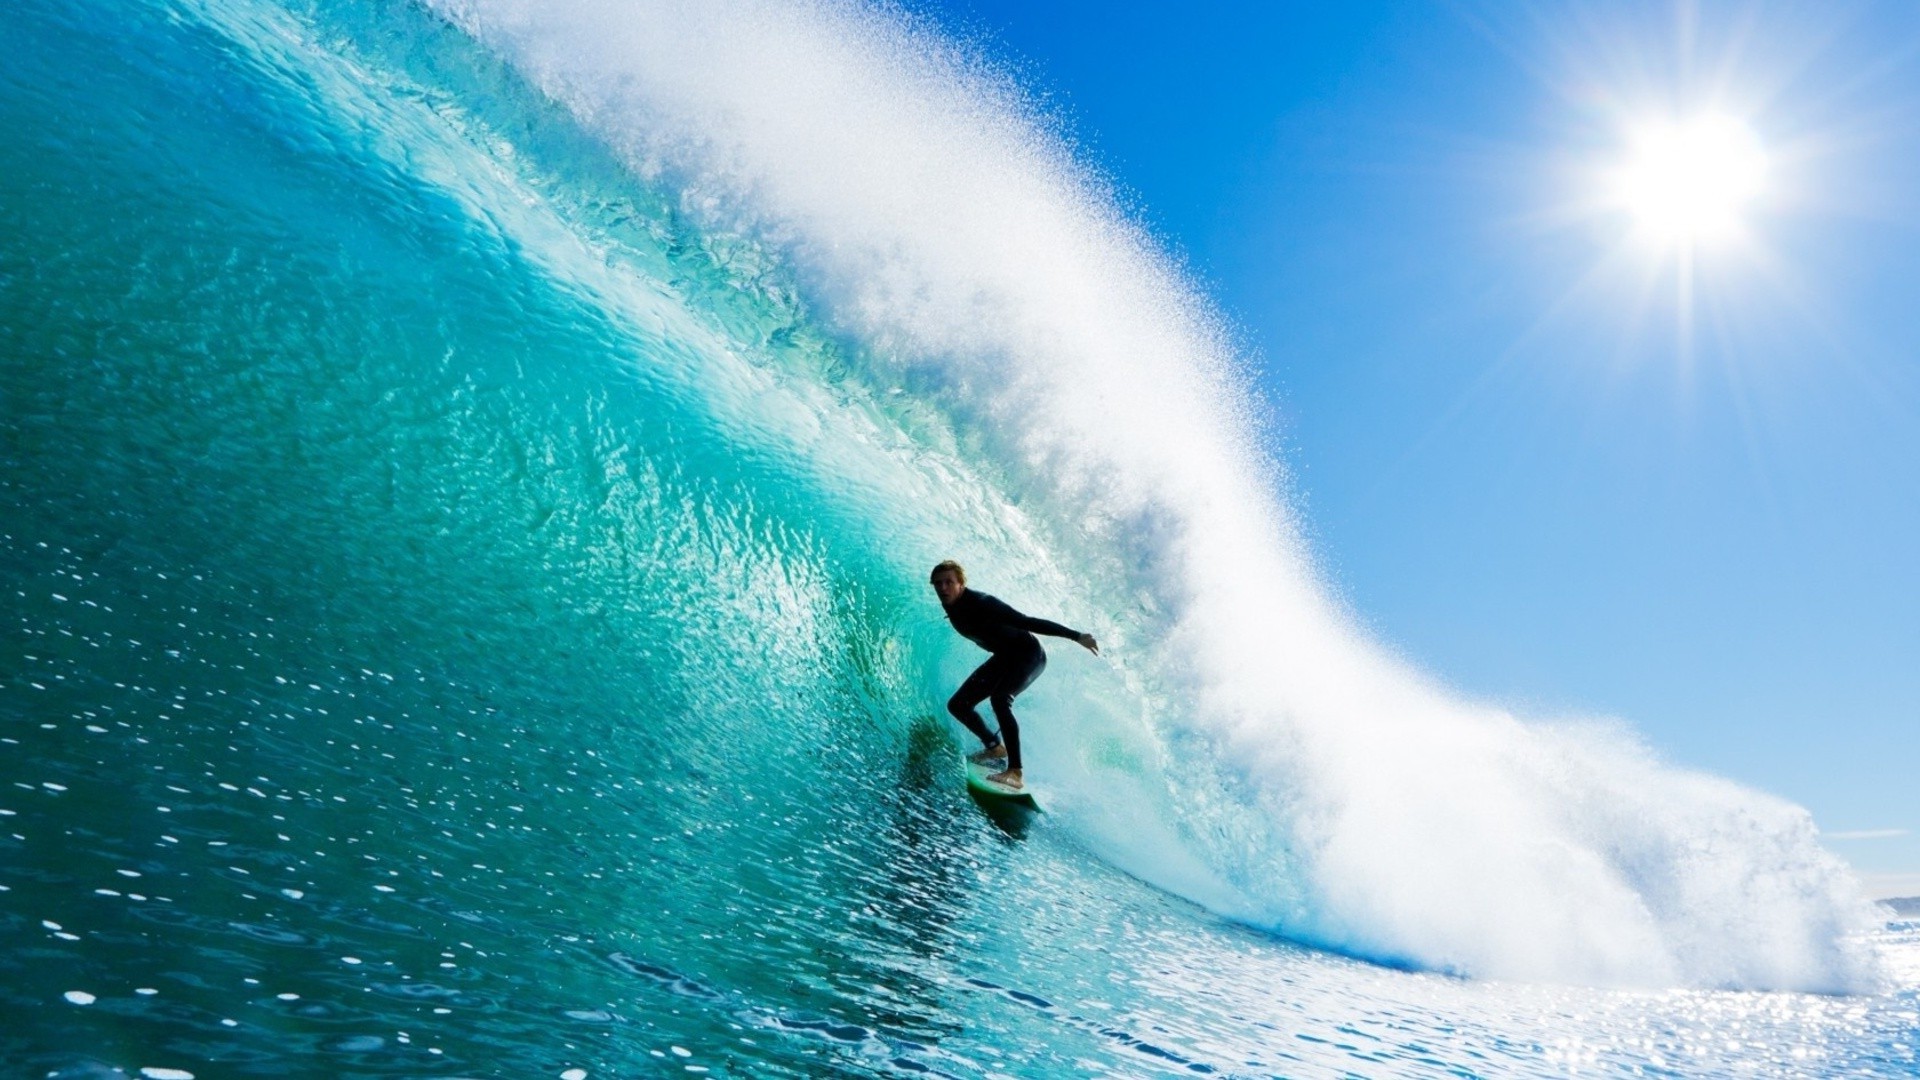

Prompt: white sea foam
xmin=426 ymin=0 xmax=1879 ymax=989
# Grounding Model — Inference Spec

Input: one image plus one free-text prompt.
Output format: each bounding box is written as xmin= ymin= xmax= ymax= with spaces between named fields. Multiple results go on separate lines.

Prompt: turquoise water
xmin=4 ymin=0 xmax=1917 ymax=1075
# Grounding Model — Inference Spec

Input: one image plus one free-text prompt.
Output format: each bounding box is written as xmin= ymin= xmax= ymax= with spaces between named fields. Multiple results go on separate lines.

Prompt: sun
xmin=1613 ymin=114 xmax=1768 ymax=246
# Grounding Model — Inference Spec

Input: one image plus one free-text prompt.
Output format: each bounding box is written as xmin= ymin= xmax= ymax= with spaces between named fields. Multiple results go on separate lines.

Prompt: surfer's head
xmin=929 ymin=560 xmax=966 ymax=605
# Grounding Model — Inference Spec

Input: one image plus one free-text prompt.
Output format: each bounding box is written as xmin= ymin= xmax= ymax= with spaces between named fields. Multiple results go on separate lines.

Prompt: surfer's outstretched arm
xmin=1018 ymin=613 xmax=1096 ymax=654
xmin=988 ymin=596 xmax=1100 ymax=655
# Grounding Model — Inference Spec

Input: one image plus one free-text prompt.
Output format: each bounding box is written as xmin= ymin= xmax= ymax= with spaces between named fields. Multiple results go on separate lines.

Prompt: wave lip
xmin=424 ymin=0 xmax=1880 ymax=990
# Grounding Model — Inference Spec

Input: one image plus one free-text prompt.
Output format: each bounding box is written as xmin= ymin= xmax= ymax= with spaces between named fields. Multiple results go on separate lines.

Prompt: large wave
xmin=238 ymin=0 xmax=1876 ymax=990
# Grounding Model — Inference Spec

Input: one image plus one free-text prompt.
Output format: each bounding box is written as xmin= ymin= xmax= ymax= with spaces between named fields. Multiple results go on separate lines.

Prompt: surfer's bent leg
xmin=986 ymin=648 xmax=1046 ymax=773
xmin=947 ymin=658 xmax=1006 ymax=752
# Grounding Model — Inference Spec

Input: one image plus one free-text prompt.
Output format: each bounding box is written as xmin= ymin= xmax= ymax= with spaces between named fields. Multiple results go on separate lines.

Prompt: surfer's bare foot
xmin=968 ymin=745 xmax=1008 ymax=765
xmin=987 ymin=768 xmax=1023 ymax=789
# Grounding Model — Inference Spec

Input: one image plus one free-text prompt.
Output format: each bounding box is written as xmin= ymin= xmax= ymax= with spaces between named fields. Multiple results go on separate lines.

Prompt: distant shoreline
xmin=1883 ymin=897 xmax=1920 ymax=917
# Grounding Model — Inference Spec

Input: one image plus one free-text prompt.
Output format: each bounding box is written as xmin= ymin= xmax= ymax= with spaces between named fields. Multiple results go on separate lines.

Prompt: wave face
xmin=2 ymin=1 xmax=1903 ymax=1072
xmin=413 ymin=0 xmax=1878 ymax=990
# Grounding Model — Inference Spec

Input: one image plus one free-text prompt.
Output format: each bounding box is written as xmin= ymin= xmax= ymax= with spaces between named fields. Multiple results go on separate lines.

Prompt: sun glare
xmin=1615 ymin=114 xmax=1768 ymax=245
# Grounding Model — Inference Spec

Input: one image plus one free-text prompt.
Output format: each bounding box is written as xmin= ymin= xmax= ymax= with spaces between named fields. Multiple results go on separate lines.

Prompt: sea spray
xmin=6 ymin=0 xmax=1915 ymax=1072
xmin=423 ymin=0 xmax=1880 ymax=989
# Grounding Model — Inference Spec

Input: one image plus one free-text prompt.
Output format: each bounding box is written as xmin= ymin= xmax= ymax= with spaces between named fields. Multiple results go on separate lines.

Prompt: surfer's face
xmin=931 ymin=570 xmax=965 ymax=605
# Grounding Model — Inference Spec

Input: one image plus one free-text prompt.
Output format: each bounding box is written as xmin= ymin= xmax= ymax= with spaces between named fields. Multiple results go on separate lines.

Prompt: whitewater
xmin=2 ymin=0 xmax=1915 ymax=1076
xmin=414 ymin=0 xmax=1881 ymax=988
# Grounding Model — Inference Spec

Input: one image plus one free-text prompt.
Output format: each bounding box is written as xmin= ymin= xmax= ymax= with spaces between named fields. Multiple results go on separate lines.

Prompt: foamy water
xmin=4 ymin=0 xmax=1913 ymax=1074
xmin=424 ymin=0 xmax=1880 ymax=990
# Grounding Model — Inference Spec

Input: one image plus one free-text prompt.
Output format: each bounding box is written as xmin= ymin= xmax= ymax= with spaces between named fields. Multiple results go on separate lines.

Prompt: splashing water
xmin=418 ymin=0 xmax=1878 ymax=990
xmin=2 ymin=0 xmax=1912 ymax=1075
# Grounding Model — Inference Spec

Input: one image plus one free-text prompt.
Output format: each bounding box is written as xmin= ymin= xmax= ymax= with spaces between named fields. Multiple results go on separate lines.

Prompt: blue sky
xmin=928 ymin=1 xmax=1920 ymax=895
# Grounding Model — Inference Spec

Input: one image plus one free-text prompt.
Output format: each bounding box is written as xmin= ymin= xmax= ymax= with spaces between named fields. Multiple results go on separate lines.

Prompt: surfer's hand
xmin=1077 ymin=633 xmax=1099 ymax=655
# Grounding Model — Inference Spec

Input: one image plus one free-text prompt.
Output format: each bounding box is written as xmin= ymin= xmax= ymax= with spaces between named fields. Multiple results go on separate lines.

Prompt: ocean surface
xmin=3 ymin=1 xmax=1916 ymax=1076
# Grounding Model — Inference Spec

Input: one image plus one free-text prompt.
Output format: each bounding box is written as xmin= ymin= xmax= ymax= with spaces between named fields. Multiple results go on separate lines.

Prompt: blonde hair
xmin=929 ymin=560 xmax=966 ymax=584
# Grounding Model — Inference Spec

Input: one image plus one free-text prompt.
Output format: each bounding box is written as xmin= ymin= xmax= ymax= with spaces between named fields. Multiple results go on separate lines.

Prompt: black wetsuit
xmin=940 ymin=590 xmax=1081 ymax=773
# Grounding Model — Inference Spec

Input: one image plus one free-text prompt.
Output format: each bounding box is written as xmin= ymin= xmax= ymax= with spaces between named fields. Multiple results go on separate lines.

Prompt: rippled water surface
xmin=4 ymin=0 xmax=1917 ymax=1076
xmin=4 ymin=545 xmax=1916 ymax=1076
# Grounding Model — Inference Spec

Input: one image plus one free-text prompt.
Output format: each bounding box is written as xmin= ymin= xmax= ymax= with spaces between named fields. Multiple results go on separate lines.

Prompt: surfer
xmin=930 ymin=560 xmax=1097 ymax=790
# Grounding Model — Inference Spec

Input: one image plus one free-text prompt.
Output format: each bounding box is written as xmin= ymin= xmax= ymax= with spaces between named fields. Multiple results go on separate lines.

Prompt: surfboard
xmin=965 ymin=760 xmax=1040 ymax=811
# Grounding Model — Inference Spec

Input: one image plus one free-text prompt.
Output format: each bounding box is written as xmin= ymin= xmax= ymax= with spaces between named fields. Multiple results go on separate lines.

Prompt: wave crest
xmin=424 ymin=0 xmax=1879 ymax=989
